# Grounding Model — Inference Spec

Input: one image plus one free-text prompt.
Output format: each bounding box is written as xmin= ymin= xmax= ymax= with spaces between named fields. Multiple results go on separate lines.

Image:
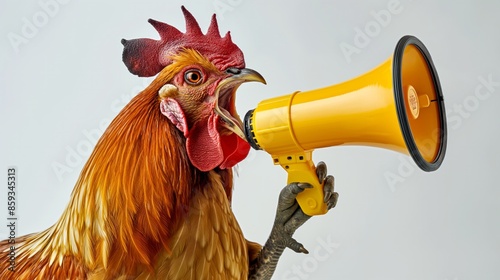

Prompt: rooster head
xmin=121 ymin=6 xmax=265 ymax=172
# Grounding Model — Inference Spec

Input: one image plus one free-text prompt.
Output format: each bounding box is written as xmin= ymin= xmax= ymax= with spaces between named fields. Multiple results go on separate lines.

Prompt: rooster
xmin=1 ymin=7 xmax=338 ymax=280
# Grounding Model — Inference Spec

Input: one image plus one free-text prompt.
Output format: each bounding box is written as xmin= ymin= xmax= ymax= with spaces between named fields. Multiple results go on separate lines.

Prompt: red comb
xmin=121 ymin=6 xmax=245 ymax=77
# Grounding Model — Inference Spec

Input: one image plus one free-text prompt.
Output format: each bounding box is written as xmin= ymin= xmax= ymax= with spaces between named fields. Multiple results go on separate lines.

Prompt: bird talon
xmin=324 ymin=191 xmax=332 ymax=203
xmin=315 ymin=161 xmax=327 ymax=182
xmin=295 ymin=182 xmax=313 ymax=193
xmin=326 ymin=192 xmax=339 ymax=210
xmin=299 ymin=246 xmax=309 ymax=254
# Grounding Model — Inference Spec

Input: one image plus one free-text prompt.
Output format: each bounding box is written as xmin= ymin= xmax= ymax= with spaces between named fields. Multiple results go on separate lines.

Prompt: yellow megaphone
xmin=243 ymin=35 xmax=447 ymax=216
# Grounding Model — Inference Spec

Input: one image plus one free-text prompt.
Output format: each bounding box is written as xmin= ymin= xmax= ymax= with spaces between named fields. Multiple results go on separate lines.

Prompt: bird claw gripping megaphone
xmin=243 ymin=35 xmax=447 ymax=216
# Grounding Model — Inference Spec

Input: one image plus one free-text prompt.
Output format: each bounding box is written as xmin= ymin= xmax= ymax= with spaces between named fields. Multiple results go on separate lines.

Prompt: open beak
xmin=214 ymin=68 xmax=266 ymax=140
xmin=222 ymin=68 xmax=266 ymax=84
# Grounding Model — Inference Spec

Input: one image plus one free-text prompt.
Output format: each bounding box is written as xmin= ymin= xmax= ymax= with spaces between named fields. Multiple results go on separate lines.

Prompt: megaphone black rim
xmin=392 ymin=35 xmax=447 ymax=172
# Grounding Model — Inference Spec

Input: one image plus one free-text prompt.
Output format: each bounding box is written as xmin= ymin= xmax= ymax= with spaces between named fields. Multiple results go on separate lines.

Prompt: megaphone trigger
xmin=274 ymin=151 xmax=328 ymax=216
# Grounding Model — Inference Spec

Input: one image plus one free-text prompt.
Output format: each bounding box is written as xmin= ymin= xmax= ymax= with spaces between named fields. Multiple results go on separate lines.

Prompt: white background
xmin=1 ymin=1 xmax=499 ymax=279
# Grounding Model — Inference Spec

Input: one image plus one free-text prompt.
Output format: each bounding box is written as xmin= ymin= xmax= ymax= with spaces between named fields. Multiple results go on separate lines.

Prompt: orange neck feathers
xmin=30 ymin=72 xmax=233 ymax=277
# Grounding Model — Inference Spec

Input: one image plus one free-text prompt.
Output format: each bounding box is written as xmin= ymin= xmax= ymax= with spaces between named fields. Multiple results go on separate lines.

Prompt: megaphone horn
xmin=243 ymin=35 xmax=447 ymax=216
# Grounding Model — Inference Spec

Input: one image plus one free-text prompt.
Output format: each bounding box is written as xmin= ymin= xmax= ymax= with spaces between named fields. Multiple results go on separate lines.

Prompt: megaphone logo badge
xmin=407 ymin=85 xmax=419 ymax=119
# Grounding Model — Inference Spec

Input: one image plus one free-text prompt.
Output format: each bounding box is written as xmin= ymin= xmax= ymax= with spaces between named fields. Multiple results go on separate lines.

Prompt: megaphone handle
xmin=279 ymin=154 xmax=328 ymax=216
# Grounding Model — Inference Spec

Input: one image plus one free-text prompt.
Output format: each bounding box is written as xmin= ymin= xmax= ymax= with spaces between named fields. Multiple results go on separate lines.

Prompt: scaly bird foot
xmin=248 ymin=161 xmax=338 ymax=279
xmin=271 ymin=161 xmax=338 ymax=254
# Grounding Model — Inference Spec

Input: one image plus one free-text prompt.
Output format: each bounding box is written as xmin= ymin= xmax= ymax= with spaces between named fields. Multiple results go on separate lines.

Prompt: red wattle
xmin=219 ymin=134 xmax=250 ymax=169
xmin=186 ymin=113 xmax=249 ymax=172
xmin=186 ymin=114 xmax=221 ymax=172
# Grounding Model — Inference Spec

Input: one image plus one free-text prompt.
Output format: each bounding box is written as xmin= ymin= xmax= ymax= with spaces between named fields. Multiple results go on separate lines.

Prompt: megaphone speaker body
xmin=244 ymin=35 xmax=447 ymax=216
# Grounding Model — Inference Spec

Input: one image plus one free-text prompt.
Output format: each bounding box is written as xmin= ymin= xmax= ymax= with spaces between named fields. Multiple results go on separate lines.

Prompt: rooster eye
xmin=184 ymin=69 xmax=203 ymax=85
